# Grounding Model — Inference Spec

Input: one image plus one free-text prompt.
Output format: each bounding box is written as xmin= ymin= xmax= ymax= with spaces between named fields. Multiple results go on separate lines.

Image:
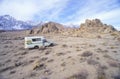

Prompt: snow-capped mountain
xmin=64 ymin=24 xmax=79 ymax=28
xmin=0 ymin=15 xmax=33 ymax=30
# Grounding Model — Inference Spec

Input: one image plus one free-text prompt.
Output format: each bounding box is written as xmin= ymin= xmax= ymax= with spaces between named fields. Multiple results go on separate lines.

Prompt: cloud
xmin=0 ymin=0 xmax=69 ymax=21
xmin=64 ymin=0 xmax=120 ymax=27
xmin=0 ymin=0 xmax=120 ymax=30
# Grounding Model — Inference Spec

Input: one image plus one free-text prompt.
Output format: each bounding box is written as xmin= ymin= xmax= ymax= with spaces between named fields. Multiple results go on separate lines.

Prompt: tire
xmin=34 ymin=46 xmax=39 ymax=49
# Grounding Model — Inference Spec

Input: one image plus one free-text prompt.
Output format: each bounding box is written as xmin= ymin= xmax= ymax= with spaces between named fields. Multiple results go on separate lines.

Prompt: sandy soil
xmin=0 ymin=31 xmax=120 ymax=79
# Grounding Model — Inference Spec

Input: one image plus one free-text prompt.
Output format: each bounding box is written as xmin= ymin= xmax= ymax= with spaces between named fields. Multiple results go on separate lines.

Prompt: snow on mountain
xmin=0 ymin=15 xmax=33 ymax=30
xmin=64 ymin=24 xmax=79 ymax=28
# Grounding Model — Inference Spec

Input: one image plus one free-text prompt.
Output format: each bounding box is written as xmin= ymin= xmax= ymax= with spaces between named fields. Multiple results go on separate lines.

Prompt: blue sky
xmin=0 ymin=0 xmax=120 ymax=30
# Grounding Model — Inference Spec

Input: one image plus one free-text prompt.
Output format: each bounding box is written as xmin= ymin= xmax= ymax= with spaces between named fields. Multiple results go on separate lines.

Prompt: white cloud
xmin=65 ymin=0 xmax=120 ymax=27
xmin=0 ymin=0 xmax=69 ymax=21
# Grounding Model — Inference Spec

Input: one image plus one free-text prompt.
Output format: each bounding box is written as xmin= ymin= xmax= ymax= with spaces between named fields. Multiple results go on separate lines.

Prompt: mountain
xmin=79 ymin=19 xmax=117 ymax=33
xmin=60 ymin=19 xmax=120 ymax=37
xmin=0 ymin=15 xmax=33 ymax=30
xmin=29 ymin=21 xmax=64 ymax=34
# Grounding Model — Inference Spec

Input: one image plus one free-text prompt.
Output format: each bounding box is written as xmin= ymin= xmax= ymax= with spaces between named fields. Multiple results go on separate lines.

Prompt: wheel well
xmin=34 ymin=45 xmax=39 ymax=49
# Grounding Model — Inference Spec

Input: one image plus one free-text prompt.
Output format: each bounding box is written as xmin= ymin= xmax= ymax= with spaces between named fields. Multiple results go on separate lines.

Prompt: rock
xmin=79 ymin=19 xmax=116 ymax=33
xmin=29 ymin=22 xmax=64 ymax=34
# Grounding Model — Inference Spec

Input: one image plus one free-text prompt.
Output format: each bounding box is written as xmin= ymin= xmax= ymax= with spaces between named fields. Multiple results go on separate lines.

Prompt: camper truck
xmin=25 ymin=36 xmax=53 ymax=49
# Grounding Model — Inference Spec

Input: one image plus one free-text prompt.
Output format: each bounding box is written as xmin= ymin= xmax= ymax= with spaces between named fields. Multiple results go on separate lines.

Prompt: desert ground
xmin=0 ymin=31 xmax=120 ymax=79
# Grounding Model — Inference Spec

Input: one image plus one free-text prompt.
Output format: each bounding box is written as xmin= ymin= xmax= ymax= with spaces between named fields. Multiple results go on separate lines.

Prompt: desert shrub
xmin=76 ymin=49 xmax=81 ymax=51
xmin=67 ymin=56 xmax=72 ymax=59
xmin=5 ymin=59 xmax=11 ymax=63
xmin=40 ymin=57 xmax=48 ymax=62
xmin=47 ymin=59 xmax=54 ymax=63
xmin=56 ymin=52 xmax=65 ymax=56
xmin=41 ymin=77 xmax=49 ymax=79
xmin=61 ymin=62 xmax=66 ymax=67
xmin=113 ymin=51 xmax=117 ymax=53
xmin=62 ymin=44 xmax=68 ymax=47
xmin=29 ymin=72 xmax=37 ymax=77
xmin=21 ymin=60 xmax=34 ymax=67
xmin=107 ymin=60 xmax=119 ymax=67
xmin=96 ymin=48 xmax=108 ymax=53
xmin=66 ymin=69 xmax=88 ymax=79
xmin=100 ymin=65 xmax=108 ymax=70
xmin=45 ymin=50 xmax=51 ymax=55
xmin=111 ymin=33 xmax=119 ymax=37
xmin=117 ymin=37 xmax=120 ymax=41
xmin=101 ymin=42 xmax=107 ymax=46
xmin=4 ymin=45 xmax=9 ymax=48
xmin=33 ymin=63 xmax=46 ymax=70
xmin=15 ymin=62 xmax=23 ymax=67
xmin=103 ymin=54 xmax=112 ymax=59
xmin=44 ymin=69 xmax=52 ymax=75
xmin=96 ymin=57 xmax=100 ymax=60
xmin=19 ymin=47 xmax=25 ymax=50
xmin=87 ymin=59 xmax=99 ymax=65
xmin=97 ymin=35 xmax=102 ymax=38
xmin=66 ymin=51 xmax=71 ymax=53
xmin=32 ymin=56 xmax=39 ymax=59
xmin=81 ymin=51 xmax=93 ymax=57
xmin=14 ymin=37 xmax=24 ymax=40
xmin=76 ymin=46 xmax=79 ymax=48
xmin=10 ymin=70 xmax=16 ymax=74
xmin=4 ymin=40 xmax=12 ymax=44
xmin=0 ymin=66 xmax=15 ymax=73
xmin=110 ymin=46 xmax=118 ymax=49
xmin=88 ymin=44 xmax=96 ymax=47
xmin=97 ymin=66 xmax=106 ymax=79
xmin=80 ymin=57 xmax=86 ymax=63
xmin=21 ymin=51 xmax=28 ymax=55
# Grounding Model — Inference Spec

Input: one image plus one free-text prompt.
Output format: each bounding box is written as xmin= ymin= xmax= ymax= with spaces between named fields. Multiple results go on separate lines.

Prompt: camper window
xmin=32 ymin=38 xmax=41 ymax=42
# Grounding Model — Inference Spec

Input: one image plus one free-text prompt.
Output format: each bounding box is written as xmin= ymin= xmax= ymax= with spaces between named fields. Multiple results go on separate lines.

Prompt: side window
xmin=32 ymin=38 xmax=41 ymax=42
xmin=32 ymin=39 xmax=37 ymax=42
xmin=36 ymin=38 xmax=41 ymax=41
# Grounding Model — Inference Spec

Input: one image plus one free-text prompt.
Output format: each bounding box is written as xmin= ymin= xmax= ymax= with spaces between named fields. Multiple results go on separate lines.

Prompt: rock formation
xmin=29 ymin=22 xmax=64 ymax=34
xmin=79 ymin=19 xmax=116 ymax=33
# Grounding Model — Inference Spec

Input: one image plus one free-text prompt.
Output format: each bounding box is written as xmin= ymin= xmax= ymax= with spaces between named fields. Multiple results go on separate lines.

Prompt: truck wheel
xmin=34 ymin=46 xmax=39 ymax=49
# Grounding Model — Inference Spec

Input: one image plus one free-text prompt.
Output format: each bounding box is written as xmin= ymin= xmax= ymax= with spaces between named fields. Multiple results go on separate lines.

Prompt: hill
xmin=29 ymin=22 xmax=64 ymax=34
xmin=0 ymin=15 xmax=33 ymax=30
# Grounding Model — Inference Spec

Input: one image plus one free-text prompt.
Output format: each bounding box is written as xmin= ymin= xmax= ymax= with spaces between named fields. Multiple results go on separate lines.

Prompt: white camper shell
xmin=25 ymin=36 xmax=53 ymax=49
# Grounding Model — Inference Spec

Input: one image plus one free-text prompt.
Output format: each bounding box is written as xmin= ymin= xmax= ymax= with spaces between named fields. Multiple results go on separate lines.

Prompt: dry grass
xmin=117 ymin=37 xmax=120 ymax=41
xmin=66 ymin=69 xmax=89 ymax=79
xmin=47 ymin=59 xmax=54 ymax=63
xmin=62 ymin=44 xmax=68 ymax=47
xmin=33 ymin=63 xmax=46 ymax=70
xmin=97 ymin=66 xmax=106 ymax=79
xmin=96 ymin=48 xmax=108 ymax=53
xmin=61 ymin=62 xmax=66 ymax=67
xmin=76 ymin=48 xmax=81 ymax=51
xmin=111 ymin=33 xmax=119 ymax=37
xmin=103 ymin=54 xmax=112 ymax=59
xmin=81 ymin=51 xmax=93 ymax=57
xmin=101 ymin=42 xmax=107 ymax=46
xmin=56 ymin=52 xmax=65 ymax=56
xmin=87 ymin=58 xmax=99 ymax=65
xmin=107 ymin=60 xmax=119 ymax=67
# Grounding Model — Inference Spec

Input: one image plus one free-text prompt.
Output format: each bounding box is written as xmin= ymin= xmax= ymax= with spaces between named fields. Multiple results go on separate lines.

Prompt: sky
xmin=0 ymin=0 xmax=120 ymax=30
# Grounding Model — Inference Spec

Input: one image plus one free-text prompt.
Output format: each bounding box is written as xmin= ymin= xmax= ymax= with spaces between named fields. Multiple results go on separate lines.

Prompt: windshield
xmin=43 ymin=39 xmax=47 ymax=42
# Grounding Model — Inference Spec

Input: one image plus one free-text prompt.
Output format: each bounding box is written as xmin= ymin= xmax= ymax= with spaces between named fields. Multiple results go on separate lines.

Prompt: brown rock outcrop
xmin=79 ymin=19 xmax=116 ymax=33
xmin=29 ymin=22 xmax=64 ymax=34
